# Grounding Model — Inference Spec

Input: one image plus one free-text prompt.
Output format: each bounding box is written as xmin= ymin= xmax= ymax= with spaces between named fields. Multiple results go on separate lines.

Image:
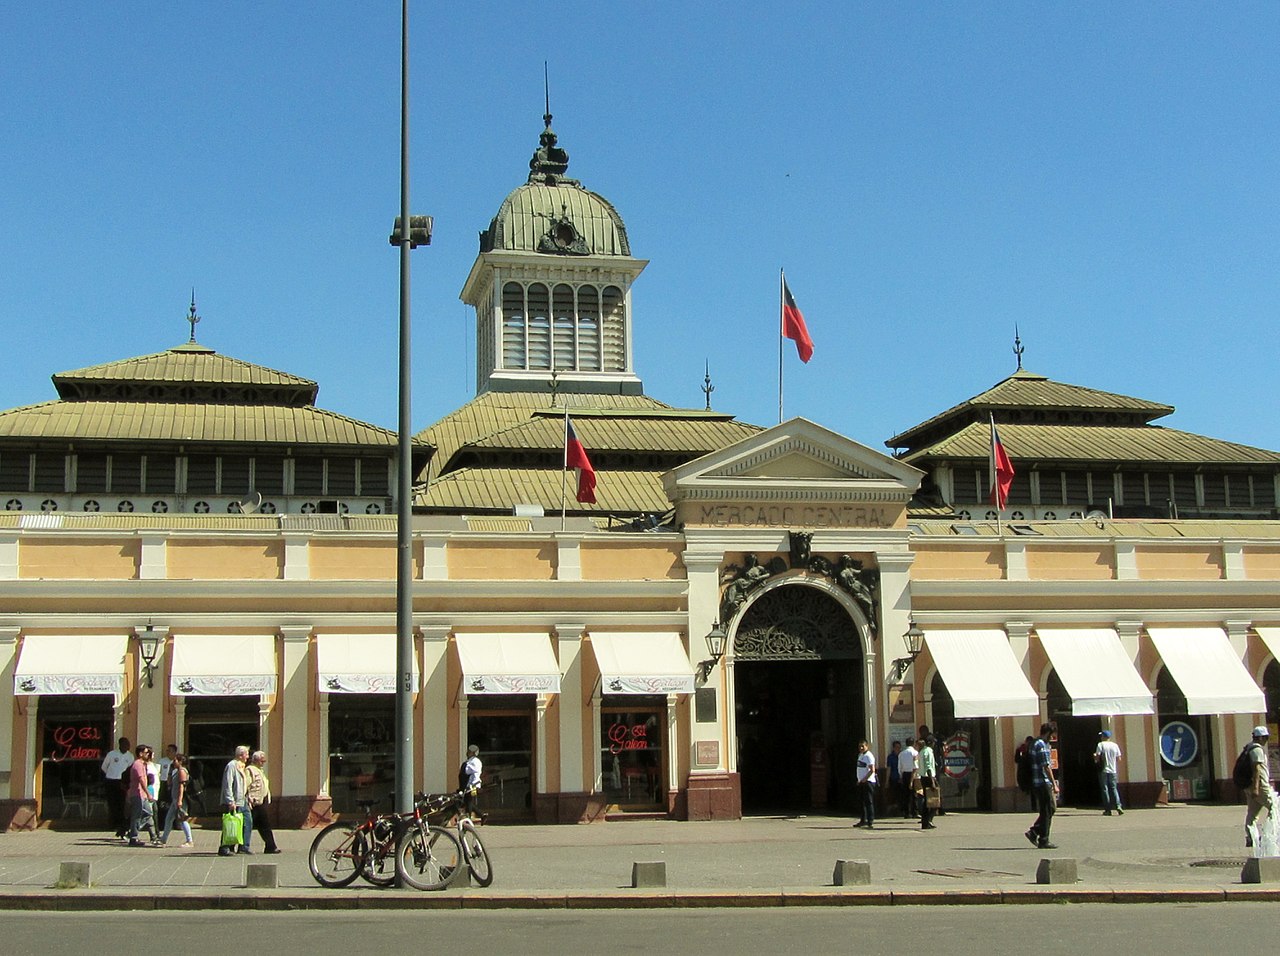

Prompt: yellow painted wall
xmin=447 ymin=541 xmax=555 ymax=580
xmin=1026 ymin=546 xmax=1115 ymax=580
xmin=1134 ymin=546 xmax=1224 ymax=580
xmin=19 ymin=539 xmax=139 ymax=579
xmin=310 ymin=540 xmax=397 ymax=580
xmin=167 ymin=539 xmax=283 ymax=580
xmin=909 ymin=544 xmax=1005 ymax=580
xmin=581 ymin=543 xmax=685 ymax=581
xmin=1243 ymin=548 xmax=1280 ymax=580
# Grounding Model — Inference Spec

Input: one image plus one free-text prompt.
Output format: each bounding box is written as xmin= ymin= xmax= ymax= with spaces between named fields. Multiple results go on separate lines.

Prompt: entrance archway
xmin=731 ymin=583 xmax=865 ymax=814
xmin=1046 ymin=669 xmax=1102 ymax=807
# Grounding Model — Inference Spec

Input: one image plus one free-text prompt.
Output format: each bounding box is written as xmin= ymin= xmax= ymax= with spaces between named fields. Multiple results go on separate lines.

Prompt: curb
xmin=1 ymin=885 xmax=1278 ymax=911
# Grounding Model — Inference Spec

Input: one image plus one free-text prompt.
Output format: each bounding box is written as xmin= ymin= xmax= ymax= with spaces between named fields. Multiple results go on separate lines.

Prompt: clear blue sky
xmin=3 ymin=3 xmax=1279 ymax=454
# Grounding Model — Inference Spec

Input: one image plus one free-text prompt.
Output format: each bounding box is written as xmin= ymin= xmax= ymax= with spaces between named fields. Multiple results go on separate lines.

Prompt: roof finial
xmin=548 ymin=370 xmax=560 ymax=407
xmin=702 ymin=360 xmax=715 ymax=411
xmin=528 ymin=62 xmax=574 ymax=185
xmin=187 ymin=290 xmax=201 ymax=343
xmin=1013 ymin=325 xmax=1024 ymax=371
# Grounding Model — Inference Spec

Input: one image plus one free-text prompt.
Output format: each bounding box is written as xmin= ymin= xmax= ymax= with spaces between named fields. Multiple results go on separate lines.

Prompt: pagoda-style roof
xmin=0 ymin=400 xmax=401 ymax=448
xmin=888 ymin=369 xmax=1173 ymax=452
xmin=416 ymin=390 xmax=762 ymax=515
xmin=52 ymin=341 xmax=319 ymax=406
xmin=900 ymin=420 xmax=1280 ymax=468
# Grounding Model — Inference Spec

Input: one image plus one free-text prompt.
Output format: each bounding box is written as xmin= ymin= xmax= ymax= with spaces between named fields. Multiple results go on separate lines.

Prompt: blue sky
xmin=3 ymin=3 xmax=1279 ymax=454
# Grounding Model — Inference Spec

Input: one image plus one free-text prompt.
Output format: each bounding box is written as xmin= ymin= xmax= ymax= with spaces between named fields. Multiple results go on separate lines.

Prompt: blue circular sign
xmin=1160 ymin=720 xmax=1199 ymax=768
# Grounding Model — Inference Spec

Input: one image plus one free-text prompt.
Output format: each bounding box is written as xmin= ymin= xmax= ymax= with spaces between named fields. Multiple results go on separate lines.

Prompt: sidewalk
xmin=0 ymin=803 xmax=1275 ymax=910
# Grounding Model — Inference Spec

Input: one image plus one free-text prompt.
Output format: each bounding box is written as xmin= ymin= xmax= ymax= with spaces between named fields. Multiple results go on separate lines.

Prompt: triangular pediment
xmin=667 ymin=418 xmax=923 ymax=488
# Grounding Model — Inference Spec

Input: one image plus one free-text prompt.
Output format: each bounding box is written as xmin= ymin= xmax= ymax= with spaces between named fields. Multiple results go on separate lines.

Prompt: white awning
xmin=14 ymin=634 xmax=128 ymax=696
xmin=1147 ymin=627 xmax=1264 ymax=715
xmin=1256 ymin=627 xmax=1280 ymax=666
xmin=170 ymin=634 xmax=277 ymax=697
xmin=317 ymin=633 xmax=418 ymax=694
xmin=1036 ymin=628 xmax=1155 ymax=716
xmin=923 ymin=629 xmax=1039 ymax=718
xmin=588 ymin=632 xmax=694 ymax=695
xmin=454 ymin=632 xmax=560 ymax=695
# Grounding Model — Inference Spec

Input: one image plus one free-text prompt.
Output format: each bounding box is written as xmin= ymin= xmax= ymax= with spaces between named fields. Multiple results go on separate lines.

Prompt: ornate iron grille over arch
xmin=733 ymin=585 xmax=861 ymax=661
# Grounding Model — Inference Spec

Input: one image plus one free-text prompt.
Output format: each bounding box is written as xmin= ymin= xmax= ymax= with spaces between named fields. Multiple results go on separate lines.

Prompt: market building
xmin=2 ymin=116 xmax=1279 ymax=829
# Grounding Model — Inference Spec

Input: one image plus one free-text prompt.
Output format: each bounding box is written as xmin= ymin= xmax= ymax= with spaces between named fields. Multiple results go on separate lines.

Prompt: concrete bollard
xmin=631 ymin=861 xmax=666 ymax=888
xmin=57 ymin=861 xmax=92 ymax=889
xmin=1241 ymin=857 xmax=1280 ymax=883
xmin=1035 ymin=858 xmax=1078 ymax=885
xmin=244 ymin=863 xmax=279 ymax=889
xmin=833 ymin=859 xmax=871 ymax=886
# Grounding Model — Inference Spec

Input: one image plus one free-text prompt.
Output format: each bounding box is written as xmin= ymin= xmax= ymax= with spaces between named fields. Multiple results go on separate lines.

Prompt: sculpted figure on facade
xmin=720 ymin=554 xmax=778 ymax=622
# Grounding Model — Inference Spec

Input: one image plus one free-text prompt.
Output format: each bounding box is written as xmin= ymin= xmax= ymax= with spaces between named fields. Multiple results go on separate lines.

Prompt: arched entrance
xmin=732 ymin=583 xmax=865 ymax=814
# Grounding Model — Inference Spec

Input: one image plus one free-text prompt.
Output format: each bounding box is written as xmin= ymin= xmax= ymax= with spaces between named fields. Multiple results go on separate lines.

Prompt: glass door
xmin=467 ymin=702 xmax=535 ymax=820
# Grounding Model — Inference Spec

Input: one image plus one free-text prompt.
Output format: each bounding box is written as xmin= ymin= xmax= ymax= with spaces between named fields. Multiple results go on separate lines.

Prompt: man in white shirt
xmin=1094 ymin=730 xmax=1124 ymax=816
xmin=897 ymin=741 xmax=919 ymax=818
xmin=100 ymin=737 xmax=132 ymax=838
xmin=854 ymin=740 xmax=878 ymax=829
xmin=460 ymin=744 xmax=483 ymax=818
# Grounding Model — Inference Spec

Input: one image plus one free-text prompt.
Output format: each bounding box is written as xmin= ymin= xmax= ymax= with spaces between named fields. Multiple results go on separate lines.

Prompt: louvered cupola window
xmin=500 ymin=281 xmax=625 ymax=373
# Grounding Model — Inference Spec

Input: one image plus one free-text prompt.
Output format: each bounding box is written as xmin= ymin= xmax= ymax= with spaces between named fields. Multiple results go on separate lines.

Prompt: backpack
xmin=1014 ymin=747 xmax=1032 ymax=794
xmin=1233 ymin=742 xmax=1260 ymax=790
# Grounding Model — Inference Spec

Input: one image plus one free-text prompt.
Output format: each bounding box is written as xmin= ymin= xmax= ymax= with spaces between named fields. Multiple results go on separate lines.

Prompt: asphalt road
xmin=4 ymin=904 xmax=1279 ymax=955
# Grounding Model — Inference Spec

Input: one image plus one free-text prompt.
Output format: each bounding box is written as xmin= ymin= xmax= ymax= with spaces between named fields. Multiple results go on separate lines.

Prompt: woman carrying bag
xmin=160 ymin=753 xmax=194 ymax=848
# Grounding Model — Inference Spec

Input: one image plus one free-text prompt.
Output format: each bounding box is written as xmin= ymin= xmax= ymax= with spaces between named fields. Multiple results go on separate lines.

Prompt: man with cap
xmin=459 ymin=744 xmax=483 ymax=819
xmin=1094 ymin=730 xmax=1123 ymax=816
xmin=1244 ymin=725 xmax=1274 ymax=847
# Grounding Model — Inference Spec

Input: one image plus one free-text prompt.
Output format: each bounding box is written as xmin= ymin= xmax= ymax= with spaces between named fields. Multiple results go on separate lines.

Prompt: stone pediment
xmin=663 ymin=418 xmax=924 ymax=530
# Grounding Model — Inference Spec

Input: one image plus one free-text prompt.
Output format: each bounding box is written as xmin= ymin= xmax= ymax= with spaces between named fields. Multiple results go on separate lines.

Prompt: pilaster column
xmin=420 ymin=626 xmax=450 ymax=792
xmin=0 ymin=536 xmax=17 ymax=580
xmin=138 ymin=534 xmax=167 ymax=580
xmin=1114 ymin=541 xmax=1138 ymax=580
xmin=1223 ymin=543 xmax=1246 ymax=582
xmin=1004 ymin=539 xmax=1028 ymax=581
xmin=554 ymin=623 xmax=585 ymax=793
xmin=279 ymin=627 xmax=312 ymax=795
xmin=684 ymin=551 xmax=726 ymax=772
xmin=535 ymin=694 xmax=549 ymax=794
xmin=555 ymin=536 xmax=582 ymax=582
xmin=134 ymin=624 xmax=164 ymax=751
xmin=0 ymin=628 xmax=17 ymax=774
xmin=420 ymin=535 xmax=448 ymax=581
xmin=282 ymin=534 xmax=310 ymax=581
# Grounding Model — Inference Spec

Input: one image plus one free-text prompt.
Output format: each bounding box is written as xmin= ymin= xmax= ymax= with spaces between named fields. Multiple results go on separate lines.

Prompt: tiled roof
xmin=901 ymin=421 xmax=1280 ymax=467
xmin=909 ymin=518 xmax=1280 ymax=538
xmin=0 ymin=400 xmax=407 ymax=448
xmin=888 ymin=369 xmax=1174 ymax=449
xmin=468 ymin=411 xmax=761 ymax=455
xmin=417 ymin=465 xmax=672 ymax=515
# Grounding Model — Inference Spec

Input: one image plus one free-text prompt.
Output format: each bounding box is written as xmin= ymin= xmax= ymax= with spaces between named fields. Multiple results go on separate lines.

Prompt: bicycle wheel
xmin=460 ymin=820 xmax=493 ymax=887
xmin=308 ymin=821 xmax=367 ymax=888
xmin=360 ymin=818 xmax=398 ymax=887
xmin=395 ymin=823 xmax=462 ymax=891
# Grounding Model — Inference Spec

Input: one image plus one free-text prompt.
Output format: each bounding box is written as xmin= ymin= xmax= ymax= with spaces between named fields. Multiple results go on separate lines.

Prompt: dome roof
xmin=478 ymin=115 xmax=631 ymax=257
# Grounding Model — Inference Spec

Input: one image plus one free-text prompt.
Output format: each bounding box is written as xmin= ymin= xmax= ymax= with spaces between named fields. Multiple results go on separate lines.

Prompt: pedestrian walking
xmin=126 ymin=744 xmax=159 ymax=847
xmin=917 ymin=735 xmax=939 ymax=830
xmin=897 ymin=739 xmax=918 ymax=818
xmin=246 ymin=750 xmax=280 ymax=854
xmin=460 ymin=744 xmax=484 ymax=819
xmin=219 ymin=745 xmax=253 ymax=856
xmin=1024 ymin=722 xmax=1059 ymax=850
xmin=1094 ymin=730 xmax=1124 ymax=815
xmin=159 ymin=753 xmax=194 ymax=848
xmin=100 ymin=736 xmax=132 ymax=839
xmin=854 ymin=740 xmax=877 ymax=829
xmin=1242 ymin=725 xmax=1274 ymax=848
xmin=886 ymin=741 xmax=902 ymax=818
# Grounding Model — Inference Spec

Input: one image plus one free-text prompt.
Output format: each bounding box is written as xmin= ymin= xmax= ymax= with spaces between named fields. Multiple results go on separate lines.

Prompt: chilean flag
xmin=781 ymin=275 xmax=814 ymax=363
xmin=988 ymin=414 xmax=1014 ymax=510
xmin=565 ymin=417 xmax=597 ymax=504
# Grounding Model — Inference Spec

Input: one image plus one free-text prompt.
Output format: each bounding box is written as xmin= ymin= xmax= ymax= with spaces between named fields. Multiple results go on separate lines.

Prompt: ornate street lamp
xmin=136 ymin=621 xmax=161 ymax=689
xmin=697 ymin=621 xmax=727 ymax=682
xmin=889 ymin=616 xmax=925 ymax=684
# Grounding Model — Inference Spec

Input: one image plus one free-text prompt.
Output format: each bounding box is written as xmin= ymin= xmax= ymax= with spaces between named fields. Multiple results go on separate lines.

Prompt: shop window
xmin=37 ymin=695 xmax=114 ymax=826
xmin=600 ymin=700 xmax=664 ymax=808
xmin=1156 ymin=666 xmax=1212 ymax=801
xmin=328 ymin=696 xmax=395 ymax=814
xmin=468 ymin=702 xmax=534 ymax=819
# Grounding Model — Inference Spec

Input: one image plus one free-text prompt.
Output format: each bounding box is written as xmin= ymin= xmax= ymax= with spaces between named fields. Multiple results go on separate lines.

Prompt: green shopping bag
xmin=221 ymin=811 xmax=244 ymax=847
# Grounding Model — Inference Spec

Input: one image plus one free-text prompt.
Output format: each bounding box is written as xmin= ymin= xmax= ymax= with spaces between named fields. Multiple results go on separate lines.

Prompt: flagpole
xmin=778 ymin=269 xmax=785 ymax=424
xmin=561 ymin=410 xmax=569 ymax=531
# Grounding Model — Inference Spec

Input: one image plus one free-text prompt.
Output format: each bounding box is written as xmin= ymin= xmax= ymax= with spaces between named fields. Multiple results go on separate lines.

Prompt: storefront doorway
xmin=183 ymin=696 xmax=259 ymax=816
xmin=37 ymin=695 xmax=114 ymax=828
xmin=599 ymin=699 xmax=665 ymax=810
xmin=327 ymin=695 xmax=395 ymax=815
xmin=928 ymin=673 xmax=992 ymax=810
xmin=731 ymin=584 xmax=865 ymax=815
xmin=467 ymin=698 xmax=535 ymax=820
xmin=1156 ymin=666 xmax=1213 ymax=801
xmin=1045 ymin=669 xmax=1104 ymax=807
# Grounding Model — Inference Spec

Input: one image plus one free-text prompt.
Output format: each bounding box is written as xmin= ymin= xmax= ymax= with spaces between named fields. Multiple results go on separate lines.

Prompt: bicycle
xmin=421 ymin=787 xmax=493 ymax=887
xmin=395 ymin=791 xmax=466 ymax=891
xmin=309 ymin=793 xmax=455 ymax=890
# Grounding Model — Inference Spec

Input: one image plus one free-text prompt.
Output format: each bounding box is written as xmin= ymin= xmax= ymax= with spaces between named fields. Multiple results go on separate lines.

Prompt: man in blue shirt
xmin=1024 ymin=722 xmax=1059 ymax=850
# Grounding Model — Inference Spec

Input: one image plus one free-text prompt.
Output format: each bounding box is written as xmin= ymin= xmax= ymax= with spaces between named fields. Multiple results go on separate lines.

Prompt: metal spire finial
xmin=702 ymin=360 xmax=715 ymax=411
xmin=548 ymin=370 xmax=560 ymax=407
xmin=544 ymin=60 xmax=551 ymax=129
xmin=187 ymin=290 xmax=201 ymax=343
xmin=1013 ymin=325 xmax=1024 ymax=371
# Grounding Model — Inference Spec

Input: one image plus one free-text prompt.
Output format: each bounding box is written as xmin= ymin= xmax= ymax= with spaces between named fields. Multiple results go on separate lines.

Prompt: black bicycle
xmin=422 ymin=787 xmax=493 ymax=887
